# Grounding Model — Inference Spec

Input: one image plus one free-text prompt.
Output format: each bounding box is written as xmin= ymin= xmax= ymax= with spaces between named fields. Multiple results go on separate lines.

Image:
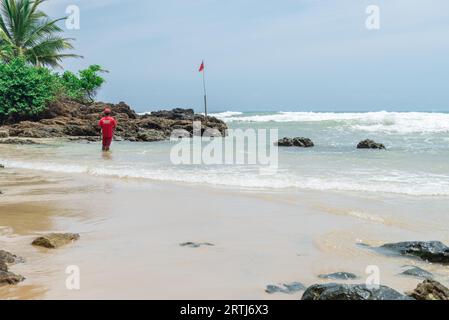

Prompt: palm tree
xmin=0 ymin=0 xmax=81 ymax=67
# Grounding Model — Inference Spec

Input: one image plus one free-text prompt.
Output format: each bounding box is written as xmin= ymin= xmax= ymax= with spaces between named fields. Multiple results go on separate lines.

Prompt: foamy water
xmin=1 ymin=111 xmax=449 ymax=196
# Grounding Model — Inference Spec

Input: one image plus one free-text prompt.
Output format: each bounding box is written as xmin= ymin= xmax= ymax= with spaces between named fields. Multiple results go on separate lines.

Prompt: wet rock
xmin=32 ymin=233 xmax=80 ymax=249
xmin=0 ymin=250 xmax=26 ymax=286
xmin=400 ymin=266 xmax=433 ymax=279
xmin=407 ymin=280 xmax=449 ymax=300
xmin=136 ymin=130 xmax=167 ymax=142
xmin=0 ymin=271 xmax=25 ymax=286
xmin=357 ymin=139 xmax=386 ymax=150
xmin=379 ymin=241 xmax=449 ymax=264
xmin=0 ymin=138 xmax=38 ymax=145
xmin=150 ymin=108 xmax=195 ymax=121
xmin=318 ymin=272 xmax=358 ymax=280
xmin=276 ymin=137 xmax=314 ymax=148
xmin=180 ymin=242 xmax=214 ymax=248
xmin=302 ymin=283 xmax=413 ymax=300
xmin=266 ymin=282 xmax=306 ymax=294
xmin=0 ymin=100 xmax=227 ymax=142
xmin=0 ymin=130 xmax=8 ymax=138
xmin=0 ymin=250 xmax=25 ymax=265
xmin=0 ymin=164 xmax=4 ymax=169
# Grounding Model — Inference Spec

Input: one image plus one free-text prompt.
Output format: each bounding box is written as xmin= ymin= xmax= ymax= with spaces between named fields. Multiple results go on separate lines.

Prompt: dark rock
xmin=0 ymin=271 xmax=25 ymax=286
xmin=318 ymin=272 xmax=358 ymax=280
xmin=357 ymin=139 xmax=386 ymax=150
xmin=32 ymin=233 xmax=80 ymax=249
xmin=0 ymin=99 xmax=228 ymax=142
xmin=180 ymin=242 xmax=214 ymax=248
xmin=136 ymin=130 xmax=166 ymax=142
xmin=0 ymin=250 xmax=25 ymax=286
xmin=0 ymin=250 xmax=25 ymax=266
xmin=266 ymin=282 xmax=306 ymax=294
xmin=0 ymin=130 xmax=8 ymax=138
xmin=151 ymin=108 xmax=194 ymax=121
xmin=302 ymin=283 xmax=413 ymax=300
xmin=0 ymin=138 xmax=38 ymax=145
xmin=400 ymin=266 xmax=433 ymax=279
xmin=0 ymin=164 xmax=4 ymax=169
xmin=276 ymin=137 xmax=314 ymax=148
xmin=379 ymin=241 xmax=449 ymax=264
xmin=407 ymin=280 xmax=449 ymax=300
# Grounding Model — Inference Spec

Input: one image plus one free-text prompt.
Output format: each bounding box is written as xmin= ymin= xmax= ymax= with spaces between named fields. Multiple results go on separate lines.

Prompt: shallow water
xmin=1 ymin=111 xmax=449 ymax=196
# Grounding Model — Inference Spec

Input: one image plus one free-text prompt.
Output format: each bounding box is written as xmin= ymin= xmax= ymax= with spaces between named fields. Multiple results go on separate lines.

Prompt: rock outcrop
xmin=400 ymin=266 xmax=433 ymax=279
xmin=32 ymin=233 xmax=80 ymax=249
xmin=0 ymin=99 xmax=228 ymax=142
xmin=0 ymin=250 xmax=25 ymax=286
xmin=379 ymin=241 xmax=449 ymax=264
xmin=276 ymin=137 xmax=314 ymax=148
xmin=407 ymin=280 xmax=449 ymax=300
xmin=357 ymin=139 xmax=386 ymax=150
xmin=302 ymin=283 xmax=413 ymax=300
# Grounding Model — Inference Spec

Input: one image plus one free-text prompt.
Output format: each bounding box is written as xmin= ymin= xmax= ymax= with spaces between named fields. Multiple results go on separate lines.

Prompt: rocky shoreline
xmin=0 ymin=99 xmax=227 ymax=142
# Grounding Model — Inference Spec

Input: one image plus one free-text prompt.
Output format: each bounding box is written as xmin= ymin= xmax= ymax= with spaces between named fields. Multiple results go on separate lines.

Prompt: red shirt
xmin=99 ymin=116 xmax=117 ymax=138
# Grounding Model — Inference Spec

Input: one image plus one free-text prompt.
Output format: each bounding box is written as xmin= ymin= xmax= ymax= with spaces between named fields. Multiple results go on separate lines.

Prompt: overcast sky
xmin=43 ymin=0 xmax=449 ymax=113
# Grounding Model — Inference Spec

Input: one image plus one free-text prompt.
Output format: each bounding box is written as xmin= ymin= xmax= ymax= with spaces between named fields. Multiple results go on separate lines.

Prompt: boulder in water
xmin=379 ymin=241 xmax=449 ymax=264
xmin=276 ymin=137 xmax=314 ymax=148
xmin=400 ymin=266 xmax=433 ymax=279
xmin=0 ymin=250 xmax=26 ymax=286
xmin=32 ymin=233 xmax=80 ymax=249
xmin=266 ymin=282 xmax=306 ymax=294
xmin=0 ymin=271 xmax=25 ymax=286
xmin=302 ymin=283 xmax=413 ymax=300
xmin=357 ymin=139 xmax=386 ymax=150
xmin=318 ymin=272 xmax=358 ymax=280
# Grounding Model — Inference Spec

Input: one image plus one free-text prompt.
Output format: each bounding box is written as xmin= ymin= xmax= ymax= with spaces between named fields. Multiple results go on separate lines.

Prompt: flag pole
xmin=202 ymin=61 xmax=208 ymax=126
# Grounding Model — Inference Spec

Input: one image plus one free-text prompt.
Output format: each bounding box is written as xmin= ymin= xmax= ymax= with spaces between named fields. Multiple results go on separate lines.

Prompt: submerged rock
xmin=276 ymin=137 xmax=314 ymax=148
xmin=180 ymin=242 xmax=214 ymax=248
xmin=407 ymin=280 xmax=449 ymax=300
xmin=357 ymin=139 xmax=386 ymax=150
xmin=400 ymin=266 xmax=433 ymax=280
xmin=379 ymin=241 xmax=449 ymax=264
xmin=302 ymin=283 xmax=412 ymax=300
xmin=0 ymin=250 xmax=25 ymax=265
xmin=266 ymin=282 xmax=306 ymax=294
xmin=0 ymin=138 xmax=38 ymax=145
xmin=32 ymin=233 xmax=80 ymax=249
xmin=0 ymin=271 xmax=25 ymax=286
xmin=318 ymin=272 xmax=358 ymax=280
xmin=0 ymin=250 xmax=26 ymax=286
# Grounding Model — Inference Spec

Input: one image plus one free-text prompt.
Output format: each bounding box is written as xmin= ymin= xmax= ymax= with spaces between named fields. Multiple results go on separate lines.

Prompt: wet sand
xmin=1 ymin=165 xmax=449 ymax=300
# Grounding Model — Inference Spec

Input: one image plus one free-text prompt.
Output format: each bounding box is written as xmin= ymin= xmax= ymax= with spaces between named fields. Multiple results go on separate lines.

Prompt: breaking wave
xmin=215 ymin=111 xmax=449 ymax=134
xmin=2 ymin=159 xmax=449 ymax=196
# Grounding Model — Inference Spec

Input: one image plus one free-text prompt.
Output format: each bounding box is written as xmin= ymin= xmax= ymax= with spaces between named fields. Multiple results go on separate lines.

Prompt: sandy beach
xmin=2 ymin=142 xmax=449 ymax=299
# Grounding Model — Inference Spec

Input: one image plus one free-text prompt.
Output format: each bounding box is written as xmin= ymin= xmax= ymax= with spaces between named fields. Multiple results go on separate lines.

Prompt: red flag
xmin=199 ymin=61 xmax=204 ymax=72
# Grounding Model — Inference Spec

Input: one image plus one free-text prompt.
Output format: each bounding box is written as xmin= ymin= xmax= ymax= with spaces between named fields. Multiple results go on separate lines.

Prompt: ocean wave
xmin=2 ymin=159 xmax=449 ymax=196
xmin=219 ymin=111 xmax=449 ymax=134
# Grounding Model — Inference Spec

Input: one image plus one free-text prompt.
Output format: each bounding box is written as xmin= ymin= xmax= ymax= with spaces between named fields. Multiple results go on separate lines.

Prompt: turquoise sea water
xmin=1 ymin=111 xmax=449 ymax=196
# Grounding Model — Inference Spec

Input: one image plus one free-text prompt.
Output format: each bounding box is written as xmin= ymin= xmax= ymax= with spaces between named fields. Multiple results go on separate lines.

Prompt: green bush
xmin=0 ymin=58 xmax=60 ymax=120
xmin=60 ymin=65 xmax=107 ymax=103
xmin=0 ymin=59 xmax=107 ymax=121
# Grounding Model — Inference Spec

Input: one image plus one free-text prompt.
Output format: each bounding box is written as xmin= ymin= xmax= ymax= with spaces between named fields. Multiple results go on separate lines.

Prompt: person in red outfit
xmin=98 ymin=108 xmax=117 ymax=152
